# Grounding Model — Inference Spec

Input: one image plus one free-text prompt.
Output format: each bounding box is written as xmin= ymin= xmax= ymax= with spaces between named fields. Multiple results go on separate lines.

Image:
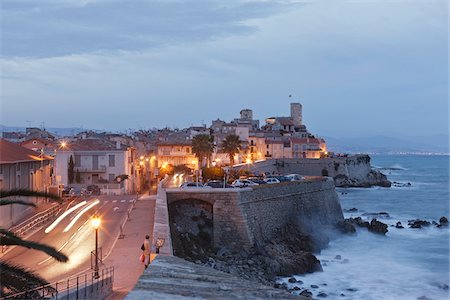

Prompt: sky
xmin=0 ymin=0 xmax=448 ymax=138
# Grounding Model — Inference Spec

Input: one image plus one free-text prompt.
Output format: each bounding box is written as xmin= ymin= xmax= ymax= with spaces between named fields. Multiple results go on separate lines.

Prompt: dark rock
xmin=293 ymin=286 xmax=301 ymax=291
xmin=368 ymin=219 xmax=388 ymax=234
xmin=437 ymin=283 xmax=449 ymax=290
xmin=362 ymin=212 xmax=390 ymax=218
xmin=340 ymin=294 xmax=346 ymax=297
xmin=347 ymin=217 xmax=370 ymax=229
xmin=300 ymin=290 xmax=313 ymax=297
xmin=344 ymin=208 xmax=358 ymax=212
xmin=417 ymin=296 xmax=433 ymax=300
xmin=288 ymin=277 xmax=297 ymax=283
xmin=311 ymin=285 xmax=319 ymax=289
xmin=335 ymin=220 xmax=356 ymax=234
xmin=408 ymin=219 xmax=431 ymax=228
xmin=317 ymin=292 xmax=328 ymax=297
xmin=346 ymin=288 xmax=357 ymax=292
xmin=334 ymin=255 xmax=341 ymax=260
xmin=439 ymin=216 xmax=448 ymax=225
xmin=216 ymin=247 xmax=231 ymax=257
xmin=273 ymin=283 xmax=282 ymax=289
xmin=396 ymin=222 xmax=404 ymax=229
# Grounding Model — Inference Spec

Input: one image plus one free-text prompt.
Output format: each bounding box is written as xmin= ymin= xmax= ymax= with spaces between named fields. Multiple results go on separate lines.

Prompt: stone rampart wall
xmin=239 ymin=178 xmax=343 ymax=246
xmin=166 ymin=178 xmax=343 ymax=252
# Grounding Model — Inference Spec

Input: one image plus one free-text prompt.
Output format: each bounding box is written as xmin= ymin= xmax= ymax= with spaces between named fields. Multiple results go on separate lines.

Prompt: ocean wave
xmin=375 ymin=163 xmax=408 ymax=171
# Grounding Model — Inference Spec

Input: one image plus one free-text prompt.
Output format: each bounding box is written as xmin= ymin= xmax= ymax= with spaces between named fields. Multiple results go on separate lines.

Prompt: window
xmin=109 ymin=155 xmax=115 ymax=167
xmin=109 ymin=174 xmax=116 ymax=182
xmin=74 ymin=155 xmax=81 ymax=167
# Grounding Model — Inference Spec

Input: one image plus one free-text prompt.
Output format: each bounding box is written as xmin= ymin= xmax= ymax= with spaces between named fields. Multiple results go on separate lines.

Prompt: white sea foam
xmin=280 ymin=230 xmax=449 ymax=300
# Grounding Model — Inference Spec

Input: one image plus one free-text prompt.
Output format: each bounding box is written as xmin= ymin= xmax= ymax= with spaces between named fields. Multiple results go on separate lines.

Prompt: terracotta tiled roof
xmin=0 ymin=139 xmax=53 ymax=163
xmin=62 ymin=138 xmax=128 ymax=151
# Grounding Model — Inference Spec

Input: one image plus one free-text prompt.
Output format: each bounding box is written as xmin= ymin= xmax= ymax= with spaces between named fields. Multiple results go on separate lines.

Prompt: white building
xmin=54 ymin=138 xmax=135 ymax=195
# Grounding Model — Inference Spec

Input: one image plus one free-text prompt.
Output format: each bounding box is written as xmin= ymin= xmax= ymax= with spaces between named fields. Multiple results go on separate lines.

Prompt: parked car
xmin=205 ymin=180 xmax=234 ymax=188
xmin=86 ymin=185 xmax=101 ymax=195
xmin=62 ymin=186 xmax=72 ymax=197
xmin=266 ymin=175 xmax=290 ymax=182
xmin=232 ymin=179 xmax=259 ymax=187
xmin=264 ymin=177 xmax=280 ymax=184
xmin=69 ymin=187 xmax=87 ymax=197
xmin=285 ymin=174 xmax=305 ymax=181
xmin=180 ymin=182 xmax=209 ymax=188
xmin=247 ymin=177 xmax=267 ymax=185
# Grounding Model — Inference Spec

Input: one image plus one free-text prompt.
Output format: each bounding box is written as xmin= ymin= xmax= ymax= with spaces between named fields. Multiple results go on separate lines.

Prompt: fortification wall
xmin=238 ymin=178 xmax=343 ymax=247
xmin=166 ymin=178 xmax=343 ymax=252
xmin=238 ymin=155 xmax=389 ymax=187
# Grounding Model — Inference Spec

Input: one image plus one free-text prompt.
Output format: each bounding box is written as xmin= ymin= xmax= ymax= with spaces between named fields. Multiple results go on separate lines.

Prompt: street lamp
xmin=91 ymin=215 xmax=101 ymax=279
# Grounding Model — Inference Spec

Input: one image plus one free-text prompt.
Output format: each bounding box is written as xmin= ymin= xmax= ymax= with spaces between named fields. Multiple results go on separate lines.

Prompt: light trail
xmin=63 ymin=199 xmax=100 ymax=232
xmin=45 ymin=201 xmax=87 ymax=233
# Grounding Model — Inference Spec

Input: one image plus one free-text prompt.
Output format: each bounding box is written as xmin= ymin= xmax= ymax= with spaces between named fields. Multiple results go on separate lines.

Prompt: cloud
xmin=0 ymin=0 xmax=447 ymax=137
xmin=1 ymin=0 xmax=294 ymax=58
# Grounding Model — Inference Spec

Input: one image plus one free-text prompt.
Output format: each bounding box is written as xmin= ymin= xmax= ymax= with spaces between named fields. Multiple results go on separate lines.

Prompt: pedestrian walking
xmin=142 ymin=235 xmax=151 ymax=269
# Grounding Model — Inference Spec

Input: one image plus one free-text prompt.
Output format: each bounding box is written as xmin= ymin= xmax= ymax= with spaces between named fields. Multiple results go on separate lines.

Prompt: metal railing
xmin=1 ymin=267 xmax=114 ymax=300
xmin=2 ymin=204 xmax=61 ymax=253
xmin=90 ymin=247 xmax=103 ymax=269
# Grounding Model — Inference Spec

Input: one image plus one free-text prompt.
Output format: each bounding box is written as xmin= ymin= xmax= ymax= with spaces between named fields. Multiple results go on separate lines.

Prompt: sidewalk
xmin=104 ymin=194 xmax=156 ymax=300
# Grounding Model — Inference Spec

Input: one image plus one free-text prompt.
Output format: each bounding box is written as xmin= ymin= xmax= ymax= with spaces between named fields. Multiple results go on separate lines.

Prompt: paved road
xmin=3 ymin=194 xmax=138 ymax=283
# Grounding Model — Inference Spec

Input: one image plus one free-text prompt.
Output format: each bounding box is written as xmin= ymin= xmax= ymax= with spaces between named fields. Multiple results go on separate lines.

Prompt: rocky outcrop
xmin=333 ymin=170 xmax=391 ymax=188
xmin=339 ymin=217 xmax=388 ymax=235
xmin=171 ymin=222 xmax=323 ymax=285
xmin=369 ymin=219 xmax=388 ymax=234
xmin=408 ymin=219 xmax=431 ymax=228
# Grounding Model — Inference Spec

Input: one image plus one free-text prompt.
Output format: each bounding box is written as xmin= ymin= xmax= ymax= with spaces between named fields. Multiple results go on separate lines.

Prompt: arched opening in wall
xmin=168 ymin=198 xmax=213 ymax=261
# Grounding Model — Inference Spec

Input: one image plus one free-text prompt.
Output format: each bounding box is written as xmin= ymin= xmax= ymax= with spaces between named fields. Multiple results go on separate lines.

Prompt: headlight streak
xmin=45 ymin=201 xmax=87 ymax=233
xmin=63 ymin=199 xmax=100 ymax=233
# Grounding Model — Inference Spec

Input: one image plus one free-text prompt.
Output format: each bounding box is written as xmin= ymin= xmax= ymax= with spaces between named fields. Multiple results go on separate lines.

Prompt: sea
xmin=280 ymin=155 xmax=450 ymax=300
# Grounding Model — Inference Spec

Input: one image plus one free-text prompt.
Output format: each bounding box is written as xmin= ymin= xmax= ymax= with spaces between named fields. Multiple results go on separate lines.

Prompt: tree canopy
xmin=221 ymin=134 xmax=241 ymax=166
xmin=191 ymin=134 xmax=215 ymax=168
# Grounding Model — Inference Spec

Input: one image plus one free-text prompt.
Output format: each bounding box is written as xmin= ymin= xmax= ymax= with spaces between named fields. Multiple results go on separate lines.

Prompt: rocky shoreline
xmin=334 ymin=169 xmax=391 ymax=188
xmin=171 ymin=221 xmax=329 ymax=298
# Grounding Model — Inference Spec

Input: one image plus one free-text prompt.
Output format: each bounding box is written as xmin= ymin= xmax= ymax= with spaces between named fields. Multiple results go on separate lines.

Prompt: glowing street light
xmin=91 ymin=215 xmax=101 ymax=278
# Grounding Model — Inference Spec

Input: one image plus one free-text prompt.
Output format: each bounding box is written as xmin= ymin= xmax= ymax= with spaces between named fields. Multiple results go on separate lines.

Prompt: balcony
xmin=75 ymin=165 xmax=107 ymax=173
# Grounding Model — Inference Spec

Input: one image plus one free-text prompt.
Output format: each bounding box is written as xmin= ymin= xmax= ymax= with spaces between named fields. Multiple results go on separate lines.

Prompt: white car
xmin=264 ymin=178 xmax=280 ymax=184
xmin=285 ymin=174 xmax=305 ymax=181
xmin=232 ymin=179 xmax=259 ymax=187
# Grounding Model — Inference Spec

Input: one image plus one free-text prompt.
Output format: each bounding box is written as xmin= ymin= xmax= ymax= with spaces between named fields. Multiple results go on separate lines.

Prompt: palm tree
xmin=0 ymin=189 xmax=68 ymax=297
xmin=191 ymin=134 xmax=215 ymax=168
xmin=221 ymin=134 xmax=241 ymax=166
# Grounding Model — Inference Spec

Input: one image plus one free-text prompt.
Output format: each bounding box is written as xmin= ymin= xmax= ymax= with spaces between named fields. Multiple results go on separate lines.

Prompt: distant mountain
xmin=325 ymin=134 xmax=449 ymax=154
xmin=0 ymin=125 xmax=86 ymax=137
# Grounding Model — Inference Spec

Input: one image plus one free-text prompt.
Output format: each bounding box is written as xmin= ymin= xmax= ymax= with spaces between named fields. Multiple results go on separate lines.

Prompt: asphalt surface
xmin=3 ymin=194 xmax=138 ymax=283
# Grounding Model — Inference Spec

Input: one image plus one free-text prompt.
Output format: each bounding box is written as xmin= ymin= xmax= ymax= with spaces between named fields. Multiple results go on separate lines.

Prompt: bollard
xmin=118 ymin=224 xmax=125 ymax=239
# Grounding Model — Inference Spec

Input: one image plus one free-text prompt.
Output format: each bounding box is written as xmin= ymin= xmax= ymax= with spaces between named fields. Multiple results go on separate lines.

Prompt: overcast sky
xmin=1 ymin=0 xmax=448 ymax=138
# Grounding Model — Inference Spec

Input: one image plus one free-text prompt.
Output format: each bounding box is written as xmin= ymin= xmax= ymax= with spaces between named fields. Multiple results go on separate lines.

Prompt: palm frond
xmin=0 ymin=229 xmax=68 ymax=262
xmin=0 ymin=189 xmax=61 ymax=203
xmin=0 ymin=261 xmax=55 ymax=297
xmin=0 ymin=199 xmax=37 ymax=207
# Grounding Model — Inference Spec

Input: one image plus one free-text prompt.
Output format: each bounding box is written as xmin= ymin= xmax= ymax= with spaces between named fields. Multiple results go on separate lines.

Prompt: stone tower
xmin=290 ymin=103 xmax=302 ymax=126
xmin=240 ymin=109 xmax=253 ymax=120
